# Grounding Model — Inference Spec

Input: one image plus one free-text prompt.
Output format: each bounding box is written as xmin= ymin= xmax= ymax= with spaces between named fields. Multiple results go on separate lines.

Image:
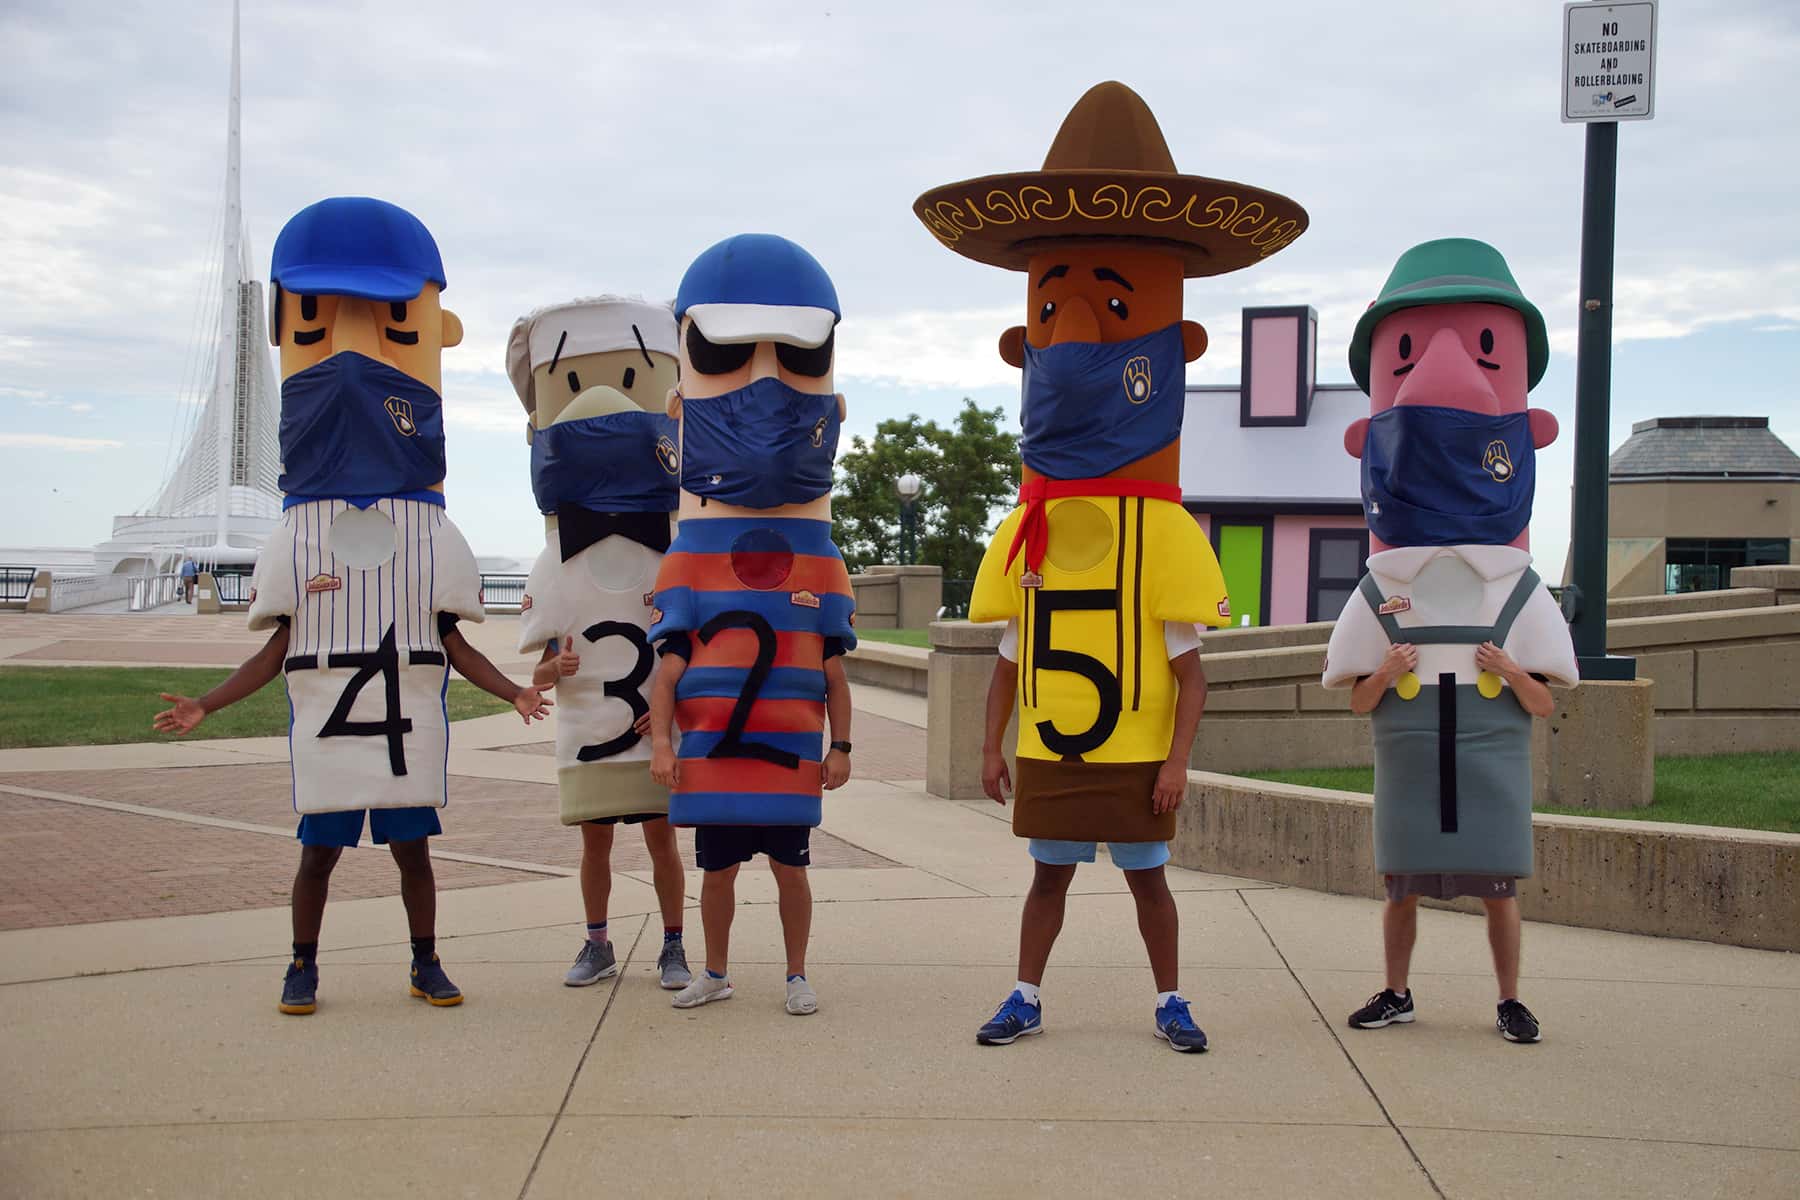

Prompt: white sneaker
xmin=672 ymin=972 xmax=733 ymax=1009
xmin=785 ymin=975 xmax=818 ymax=1016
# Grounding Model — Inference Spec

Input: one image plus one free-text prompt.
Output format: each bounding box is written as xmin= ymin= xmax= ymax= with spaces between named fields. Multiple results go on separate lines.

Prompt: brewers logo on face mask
xmin=656 ymin=435 xmax=680 ymax=475
xmin=386 ymin=396 xmax=418 ymax=436
xmin=1123 ymin=355 xmax=1153 ymax=404
xmin=1483 ymin=439 xmax=1514 ymax=483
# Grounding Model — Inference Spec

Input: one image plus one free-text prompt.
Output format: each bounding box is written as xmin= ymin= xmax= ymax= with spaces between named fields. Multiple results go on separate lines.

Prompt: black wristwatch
xmin=829 ymin=740 xmax=853 ymax=754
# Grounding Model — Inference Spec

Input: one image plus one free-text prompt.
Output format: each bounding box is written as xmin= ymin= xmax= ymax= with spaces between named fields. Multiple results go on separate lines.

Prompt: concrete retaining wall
xmin=842 ymin=641 xmax=929 ymax=696
xmin=1171 ymin=771 xmax=1800 ymax=952
xmin=847 ymin=565 xmax=942 ymax=631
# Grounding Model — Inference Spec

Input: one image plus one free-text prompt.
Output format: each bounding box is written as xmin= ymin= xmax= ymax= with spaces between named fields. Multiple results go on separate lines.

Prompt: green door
xmin=1216 ymin=523 xmax=1265 ymax=627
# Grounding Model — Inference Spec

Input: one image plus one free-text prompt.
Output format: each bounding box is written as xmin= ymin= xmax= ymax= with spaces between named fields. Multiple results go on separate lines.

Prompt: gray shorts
xmin=1385 ymin=873 xmax=1517 ymax=902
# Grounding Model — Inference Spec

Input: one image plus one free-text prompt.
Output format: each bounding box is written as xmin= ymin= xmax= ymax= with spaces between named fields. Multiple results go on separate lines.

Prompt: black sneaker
xmin=409 ymin=955 xmax=463 ymax=1007
xmin=279 ymin=958 xmax=318 ymax=1015
xmin=1497 ymin=999 xmax=1541 ymax=1043
xmin=1348 ymin=988 xmax=1415 ymax=1029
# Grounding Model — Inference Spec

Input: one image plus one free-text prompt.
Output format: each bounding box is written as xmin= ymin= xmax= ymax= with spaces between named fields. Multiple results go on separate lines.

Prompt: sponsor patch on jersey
xmin=790 ymin=589 xmax=821 ymax=609
xmin=1020 ymin=570 xmax=1044 ymax=590
xmin=305 ymin=573 xmax=342 ymax=594
xmin=642 ymin=591 xmax=656 ymax=608
xmin=248 ymin=587 xmax=258 ymax=603
xmin=520 ymin=593 xmax=533 ymax=612
xmin=1378 ymin=595 xmax=1412 ymax=615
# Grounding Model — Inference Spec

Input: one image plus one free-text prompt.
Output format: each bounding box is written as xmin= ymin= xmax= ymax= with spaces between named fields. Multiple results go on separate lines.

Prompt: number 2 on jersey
xmin=697 ymin=610 xmax=802 ymax=770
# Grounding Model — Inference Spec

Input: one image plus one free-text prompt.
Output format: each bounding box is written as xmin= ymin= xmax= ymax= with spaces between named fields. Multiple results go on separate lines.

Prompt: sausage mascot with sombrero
xmin=645 ymin=234 xmax=857 ymax=1018
xmin=506 ymin=295 xmax=693 ymax=993
xmin=913 ymin=82 xmax=1308 ymax=1052
xmin=1322 ymin=239 xmax=1576 ymax=1045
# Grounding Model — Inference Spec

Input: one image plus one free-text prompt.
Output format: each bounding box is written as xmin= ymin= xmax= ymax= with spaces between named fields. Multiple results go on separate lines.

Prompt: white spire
xmin=212 ymin=0 xmax=244 ymax=551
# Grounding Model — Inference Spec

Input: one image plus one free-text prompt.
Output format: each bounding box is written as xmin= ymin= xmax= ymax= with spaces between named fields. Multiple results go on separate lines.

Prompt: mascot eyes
xmin=775 ymin=330 xmax=834 ymax=378
xmin=300 ymin=295 xmax=319 ymax=321
xmin=1107 ymin=297 xmax=1129 ymax=320
xmin=622 ymin=367 xmax=637 ymax=390
xmin=1398 ymin=333 xmax=1412 ymax=359
xmin=1480 ymin=328 xmax=1495 ymax=354
xmin=1039 ymin=301 xmax=1056 ymax=324
xmin=566 ymin=369 xmax=581 ymax=394
xmin=686 ymin=323 xmax=756 ymax=376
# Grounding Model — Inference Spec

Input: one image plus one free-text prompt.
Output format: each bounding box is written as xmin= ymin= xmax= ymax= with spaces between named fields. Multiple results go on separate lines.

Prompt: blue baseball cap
xmin=674 ymin=234 xmax=839 ymax=348
xmin=270 ymin=197 xmax=447 ymax=301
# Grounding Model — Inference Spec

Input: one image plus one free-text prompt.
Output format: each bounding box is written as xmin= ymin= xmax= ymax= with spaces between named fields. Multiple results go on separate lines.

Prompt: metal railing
xmin=481 ymin=573 xmax=528 ymax=612
xmin=129 ymin=573 xmax=186 ymax=611
xmin=48 ymin=573 xmax=132 ymax=612
xmin=213 ymin=571 xmax=256 ymax=605
xmin=1 ymin=566 xmax=36 ymax=605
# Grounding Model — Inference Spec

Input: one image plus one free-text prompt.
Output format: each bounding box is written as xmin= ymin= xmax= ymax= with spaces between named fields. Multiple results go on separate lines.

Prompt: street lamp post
xmin=896 ymin=472 xmax=923 ymax=566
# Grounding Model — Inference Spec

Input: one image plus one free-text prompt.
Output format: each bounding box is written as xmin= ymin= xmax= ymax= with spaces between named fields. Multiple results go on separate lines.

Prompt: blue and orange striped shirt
xmin=647 ymin=517 xmax=856 ymax=827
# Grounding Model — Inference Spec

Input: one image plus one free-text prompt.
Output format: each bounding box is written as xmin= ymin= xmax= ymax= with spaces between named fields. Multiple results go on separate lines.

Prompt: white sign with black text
xmin=1563 ymin=0 xmax=1657 ymax=122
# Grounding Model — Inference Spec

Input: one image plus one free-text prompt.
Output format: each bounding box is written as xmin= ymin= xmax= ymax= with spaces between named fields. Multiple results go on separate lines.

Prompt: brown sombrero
xmin=913 ymin=81 xmax=1308 ymax=277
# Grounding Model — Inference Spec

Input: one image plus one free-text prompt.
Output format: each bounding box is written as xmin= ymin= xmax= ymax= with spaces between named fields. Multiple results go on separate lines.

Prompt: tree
xmin=834 ymin=399 xmax=1019 ymax=584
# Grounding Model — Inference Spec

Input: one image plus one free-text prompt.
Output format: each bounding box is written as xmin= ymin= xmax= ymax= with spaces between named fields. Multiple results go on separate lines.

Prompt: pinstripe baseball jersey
xmin=248 ymin=496 xmax=485 ymax=814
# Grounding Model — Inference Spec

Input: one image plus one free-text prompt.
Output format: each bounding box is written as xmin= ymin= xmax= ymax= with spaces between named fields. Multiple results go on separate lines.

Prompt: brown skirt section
xmin=1013 ymin=758 xmax=1173 ymax=843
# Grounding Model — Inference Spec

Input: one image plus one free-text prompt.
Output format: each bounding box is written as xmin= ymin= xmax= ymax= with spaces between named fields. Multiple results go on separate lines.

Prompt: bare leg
xmin=1484 ymin=897 xmax=1522 ymax=1001
xmin=1124 ymin=865 xmax=1180 ymax=993
xmin=291 ymin=845 xmax=343 ymax=943
xmin=1017 ymin=862 xmax=1078 ymax=986
xmin=700 ymin=864 xmax=738 ymax=976
xmin=770 ymin=861 xmax=812 ymax=978
xmin=640 ymin=819 xmax=686 ymax=931
xmin=578 ymin=822 xmax=616 ymax=927
xmin=1384 ymin=896 xmax=1420 ymax=994
xmin=387 ymin=838 xmax=437 ymax=939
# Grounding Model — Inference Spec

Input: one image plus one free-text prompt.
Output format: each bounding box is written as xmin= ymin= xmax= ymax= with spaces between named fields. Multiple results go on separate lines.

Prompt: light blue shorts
xmin=1028 ymin=839 xmax=1170 ymax=871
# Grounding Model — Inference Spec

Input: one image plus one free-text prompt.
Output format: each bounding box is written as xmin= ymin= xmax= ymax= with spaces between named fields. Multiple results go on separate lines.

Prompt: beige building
xmin=1601 ymin=416 xmax=1800 ymax=596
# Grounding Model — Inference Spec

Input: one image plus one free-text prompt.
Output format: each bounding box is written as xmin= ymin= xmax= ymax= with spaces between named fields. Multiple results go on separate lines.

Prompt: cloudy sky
xmin=3 ymin=0 xmax=1796 ymax=575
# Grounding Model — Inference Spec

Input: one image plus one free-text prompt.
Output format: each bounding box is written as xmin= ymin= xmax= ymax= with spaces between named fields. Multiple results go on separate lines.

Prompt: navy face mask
xmin=679 ymin=376 xmax=840 ymax=509
xmin=278 ymin=352 xmax=446 ymax=500
xmin=1019 ymin=322 xmax=1186 ymax=479
xmin=1361 ymin=405 xmax=1536 ymax=547
xmin=530 ymin=410 xmax=680 ymax=516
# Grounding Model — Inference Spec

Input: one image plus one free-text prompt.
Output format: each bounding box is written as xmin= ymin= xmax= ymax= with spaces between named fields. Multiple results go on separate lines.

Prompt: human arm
xmin=1154 ymin=649 xmax=1207 ymax=814
xmin=1476 ymin=642 xmax=1555 ymax=718
xmin=822 ymin=655 xmax=852 ymax=790
xmin=1349 ymin=643 xmax=1418 ymax=715
xmin=531 ymin=638 xmax=582 ymax=690
xmin=981 ymin=656 xmax=1019 ymax=805
xmin=153 ymin=624 xmax=290 ymax=734
xmin=648 ymin=650 xmax=686 ymax=788
xmin=443 ymin=626 xmax=551 ymax=723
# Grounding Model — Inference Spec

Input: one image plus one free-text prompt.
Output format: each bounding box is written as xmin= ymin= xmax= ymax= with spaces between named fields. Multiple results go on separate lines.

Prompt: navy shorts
xmin=585 ymin=813 xmax=663 ymax=827
xmin=694 ymin=825 xmax=811 ymax=871
xmin=297 ymin=807 xmax=442 ymax=848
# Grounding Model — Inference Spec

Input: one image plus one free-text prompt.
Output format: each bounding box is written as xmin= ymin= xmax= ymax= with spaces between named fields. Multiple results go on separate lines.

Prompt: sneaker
xmin=279 ymin=958 xmax=318 ymax=1015
xmin=1154 ymin=996 xmax=1209 ymax=1053
xmin=975 ymin=990 xmax=1044 ymax=1046
xmin=656 ymin=940 xmax=692 ymax=991
xmin=409 ymin=955 xmax=464 ymax=1007
xmin=565 ymin=940 xmax=620 ymax=987
xmin=1497 ymin=998 xmax=1542 ymax=1043
xmin=785 ymin=975 xmax=818 ymax=1016
xmin=672 ymin=971 xmax=733 ymax=1009
xmin=1348 ymin=988 xmax=1415 ymax=1030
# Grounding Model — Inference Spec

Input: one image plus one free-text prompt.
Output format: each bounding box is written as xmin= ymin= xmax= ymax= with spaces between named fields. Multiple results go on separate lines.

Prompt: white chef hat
xmin=505 ymin=294 xmax=678 ymax=414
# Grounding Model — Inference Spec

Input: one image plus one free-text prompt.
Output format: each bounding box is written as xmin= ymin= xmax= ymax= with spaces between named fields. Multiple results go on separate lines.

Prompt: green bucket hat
xmin=1348 ymin=237 xmax=1548 ymax=393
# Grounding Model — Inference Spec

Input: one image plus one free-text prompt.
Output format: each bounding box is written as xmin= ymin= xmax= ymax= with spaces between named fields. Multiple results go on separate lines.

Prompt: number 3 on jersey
xmin=574 ymin=621 xmax=653 ymax=762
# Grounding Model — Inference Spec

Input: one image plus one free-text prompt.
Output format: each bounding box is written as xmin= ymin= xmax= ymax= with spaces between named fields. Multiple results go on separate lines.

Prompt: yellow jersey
xmin=972 ymin=496 xmax=1229 ymax=764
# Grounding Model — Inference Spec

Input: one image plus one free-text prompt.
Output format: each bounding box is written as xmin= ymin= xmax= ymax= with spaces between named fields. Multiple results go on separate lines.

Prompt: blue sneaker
xmin=279 ymin=958 xmax=318 ymax=1015
xmin=409 ymin=955 xmax=463 ymax=1007
xmin=1154 ymin=996 xmax=1208 ymax=1052
xmin=976 ymin=990 xmax=1044 ymax=1046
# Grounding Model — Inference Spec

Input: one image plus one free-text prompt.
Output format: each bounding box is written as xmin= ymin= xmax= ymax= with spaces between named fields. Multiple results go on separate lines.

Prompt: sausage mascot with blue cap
xmin=1323 ymin=238 xmax=1577 ymax=1045
xmin=506 ymin=295 xmax=693 ymax=992
xmin=913 ymin=82 xmax=1308 ymax=1052
xmin=153 ymin=197 xmax=551 ymax=1016
xmin=645 ymin=234 xmax=856 ymax=1018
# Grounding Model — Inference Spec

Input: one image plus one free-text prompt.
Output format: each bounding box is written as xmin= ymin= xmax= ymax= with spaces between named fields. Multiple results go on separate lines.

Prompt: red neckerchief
xmin=1004 ymin=476 xmax=1184 ymax=575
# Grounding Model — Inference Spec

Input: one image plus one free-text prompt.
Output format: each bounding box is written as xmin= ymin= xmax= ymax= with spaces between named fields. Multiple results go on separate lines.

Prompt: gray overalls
xmin=1359 ymin=568 xmax=1541 ymax=878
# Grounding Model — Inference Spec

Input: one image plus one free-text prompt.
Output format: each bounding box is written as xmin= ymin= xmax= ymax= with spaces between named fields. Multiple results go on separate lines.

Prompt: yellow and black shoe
xmin=409 ymin=954 xmax=463 ymax=1007
xmin=279 ymin=958 xmax=318 ymax=1015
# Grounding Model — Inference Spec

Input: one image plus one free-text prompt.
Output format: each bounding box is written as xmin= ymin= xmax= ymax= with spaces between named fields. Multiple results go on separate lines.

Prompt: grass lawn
xmin=854 ymin=628 xmax=931 ymax=648
xmin=1241 ymin=752 xmax=1800 ymax=835
xmin=0 ymin=665 xmax=515 ymax=749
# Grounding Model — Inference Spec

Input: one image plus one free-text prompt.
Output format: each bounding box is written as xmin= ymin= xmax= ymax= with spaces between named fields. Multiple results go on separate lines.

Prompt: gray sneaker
xmin=672 ymin=971 xmax=733 ymax=1009
xmin=564 ymin=939 xmax=618 ymax=987
xmin=785 ymin=975 xmax=818 ymax=1016
xmin=657 ymin=940 xmax=692 ymax=990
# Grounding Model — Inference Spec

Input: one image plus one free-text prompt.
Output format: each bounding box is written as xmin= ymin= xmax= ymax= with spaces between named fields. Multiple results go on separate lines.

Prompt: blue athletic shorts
xmin=1028 ymin=838 xmax=1170 ymax=871
xmin=297 ymin=807 xmax=443 ymax=847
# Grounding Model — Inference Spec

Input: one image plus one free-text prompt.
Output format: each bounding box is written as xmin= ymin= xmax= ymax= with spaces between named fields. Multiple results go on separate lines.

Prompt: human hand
xmin=822 ymin=748 xmax=851 ymax=790
xmin=153 ymin=693 xmax=207 ymax=735
xmin=651 ymin=744 xmax=679 ymax=788
xmin=1380 ymin=642 xmax=1418 ymax=683
xmin=981 ymin=747 xmax=1011 ymax=805
xmin=633 ymin=711 xmax=653 ymax=736
xmin=555 ymin=642 xmax=581 ymax=678
xmin=1475 ymin=641 xmax=1518 ymax=678
xmin=1152 ymin=758 xmax=1187 ymax=815
xmin=515 ymin=687 xmax=553 ymax=723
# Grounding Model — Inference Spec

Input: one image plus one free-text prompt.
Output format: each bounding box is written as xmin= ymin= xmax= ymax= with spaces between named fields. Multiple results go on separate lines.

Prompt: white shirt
xmin=1321 ymin=544 xmax=1577 ymax=690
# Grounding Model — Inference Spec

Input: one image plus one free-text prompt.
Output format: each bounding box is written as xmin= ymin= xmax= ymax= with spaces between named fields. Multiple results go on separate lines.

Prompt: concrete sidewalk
xmin=0 ymin=684 xmax=1796 ymax=1196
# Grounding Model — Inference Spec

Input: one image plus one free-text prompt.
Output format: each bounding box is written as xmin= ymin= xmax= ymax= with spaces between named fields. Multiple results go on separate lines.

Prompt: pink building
xmin=1180 ymin=306 xmax=1368 ymax=627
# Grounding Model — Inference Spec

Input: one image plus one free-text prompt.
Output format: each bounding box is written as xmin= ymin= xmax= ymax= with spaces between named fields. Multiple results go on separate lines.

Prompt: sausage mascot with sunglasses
xmin=645 ymin=234 xmax=855 ymax=1017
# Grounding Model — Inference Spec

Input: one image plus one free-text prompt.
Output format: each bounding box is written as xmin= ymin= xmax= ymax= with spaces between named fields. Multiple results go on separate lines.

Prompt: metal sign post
xmin=1562 ymin=1 xmax=1656 ymax=680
